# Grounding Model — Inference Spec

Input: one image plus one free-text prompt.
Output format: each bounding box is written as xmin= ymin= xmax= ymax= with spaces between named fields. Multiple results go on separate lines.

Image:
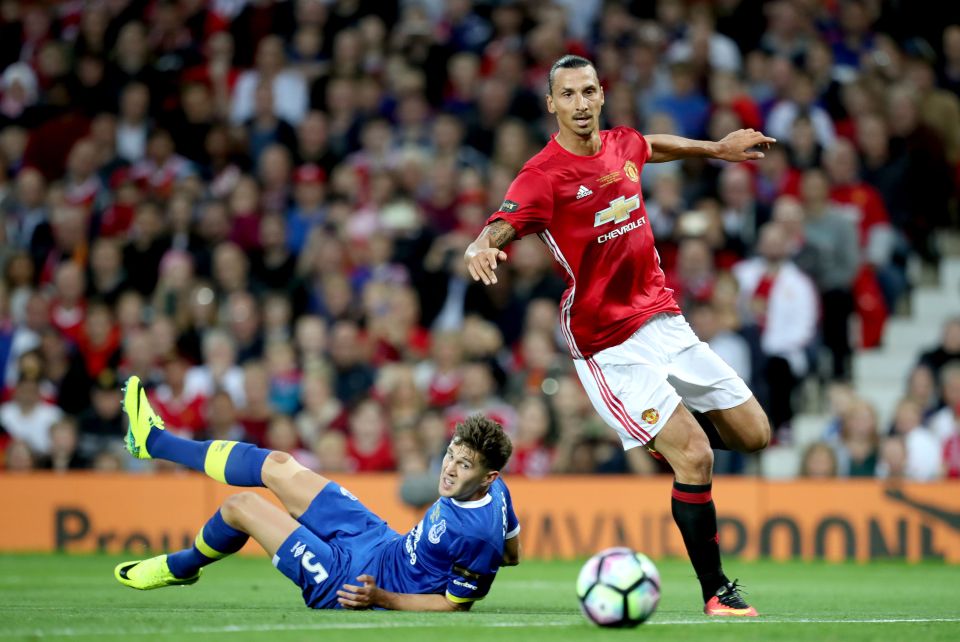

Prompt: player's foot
xmin=703 ymin=580 xmax=758 ymax=617
xmin=121 ymin=375 xmax=164 ymax=459
xmin=114 ymin=555 xmax=200 ymax=590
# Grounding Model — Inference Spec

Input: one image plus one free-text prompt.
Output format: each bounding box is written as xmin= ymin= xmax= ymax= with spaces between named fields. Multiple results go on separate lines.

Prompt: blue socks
xmin=166 ymin=509 xmax=249 ymax=579
xmin=146 ymin=429 xmax=207 ymax=470
xmin=219 ymin=441 xmax=271 ymax=487
xmin=146 ymin=430 xmax=270 ymax=487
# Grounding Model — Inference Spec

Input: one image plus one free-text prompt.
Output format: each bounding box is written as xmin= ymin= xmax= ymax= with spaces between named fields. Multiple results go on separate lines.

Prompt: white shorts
xmin=573 ymin=313 xmax=753 ymax=450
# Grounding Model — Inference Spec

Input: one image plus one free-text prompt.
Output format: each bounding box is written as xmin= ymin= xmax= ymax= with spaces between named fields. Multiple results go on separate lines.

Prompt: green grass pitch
xmin=1 ymin=554 xmax=958 ymax=641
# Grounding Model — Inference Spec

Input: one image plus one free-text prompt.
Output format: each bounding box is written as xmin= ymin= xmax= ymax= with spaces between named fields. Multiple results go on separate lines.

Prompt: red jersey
xmin=487 ymin=127 xmax=680 ymax=359
xmin=346 ymin=435 xmax=396 ymax=472
xmin=830 ymin=183 xmax=890 ymax=248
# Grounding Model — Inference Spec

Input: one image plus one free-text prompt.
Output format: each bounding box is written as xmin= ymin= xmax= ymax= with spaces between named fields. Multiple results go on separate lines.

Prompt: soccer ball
xmin=576 ymin=547 xmax=660 ymax=627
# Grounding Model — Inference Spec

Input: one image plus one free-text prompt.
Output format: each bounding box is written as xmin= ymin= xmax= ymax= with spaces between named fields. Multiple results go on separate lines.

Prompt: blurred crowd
xmin=0 ymin=0 xmax=958 ymax=487
xmin=797 ymin=317 xmax=960 ymax=481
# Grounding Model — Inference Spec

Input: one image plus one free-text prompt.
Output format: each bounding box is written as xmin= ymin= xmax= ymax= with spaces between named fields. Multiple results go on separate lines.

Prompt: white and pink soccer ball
xmin=576 ymin=547 xmax=661 ymax=627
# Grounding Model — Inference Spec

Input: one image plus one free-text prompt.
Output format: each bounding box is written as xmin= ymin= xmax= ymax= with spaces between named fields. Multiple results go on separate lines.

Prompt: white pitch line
xmin=0 ymin=621 xmax=572 ymax=638
xmin=647 ymin=618 xmax=960 ymax=625
xmin=2 ymin=617 xmax=959 ymax=638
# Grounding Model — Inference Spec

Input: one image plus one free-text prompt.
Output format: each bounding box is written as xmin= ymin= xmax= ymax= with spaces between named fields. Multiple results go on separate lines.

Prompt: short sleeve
xmin=502 ymin=483 xmax=520 ymax=539
xmin=629 ymin=128 xmax=652 ymax=165
xmin=444 ymin=537 xmax=501 ymax=604
xmin=485 ymin=167 xmax=554 ymax=238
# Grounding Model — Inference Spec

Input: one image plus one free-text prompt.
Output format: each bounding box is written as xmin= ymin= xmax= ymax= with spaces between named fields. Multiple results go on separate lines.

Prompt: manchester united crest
xmin=641 ymin=408 xmax=659 ymax=424
xmin=624 ymin=160 xmax=639 ymax=183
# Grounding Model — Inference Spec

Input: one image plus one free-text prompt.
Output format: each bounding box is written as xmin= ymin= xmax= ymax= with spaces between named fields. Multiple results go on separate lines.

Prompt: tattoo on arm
xmin=482 ymin=219 xmax=517 ymax=249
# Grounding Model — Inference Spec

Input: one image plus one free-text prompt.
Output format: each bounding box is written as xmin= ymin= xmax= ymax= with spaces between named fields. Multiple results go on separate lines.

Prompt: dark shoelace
xmin=716 ymin=579 xmax=751 ymax=609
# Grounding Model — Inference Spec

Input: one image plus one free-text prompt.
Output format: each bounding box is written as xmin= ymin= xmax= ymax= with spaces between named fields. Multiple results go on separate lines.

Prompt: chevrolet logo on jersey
xmin=597 ymin=217 xmax=646 ymax=244
xmin=594 ymin=195 xmax=640 ymax=227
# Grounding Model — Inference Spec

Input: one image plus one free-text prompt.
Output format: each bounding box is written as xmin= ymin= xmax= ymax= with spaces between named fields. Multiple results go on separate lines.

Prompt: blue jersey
xmin=371 ymin=477 xmax=520 ymax=604
xmin=272 ymin=478 xmax=520 ymax=609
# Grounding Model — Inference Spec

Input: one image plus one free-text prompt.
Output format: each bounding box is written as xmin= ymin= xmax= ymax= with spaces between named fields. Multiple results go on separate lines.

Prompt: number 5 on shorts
xmin=301 ymin=552 xmax=329 ymax=584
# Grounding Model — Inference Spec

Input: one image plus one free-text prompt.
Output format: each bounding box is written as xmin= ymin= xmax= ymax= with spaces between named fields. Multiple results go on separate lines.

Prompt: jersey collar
xmin=549 ymin=130 xmax=607 ymax=160
xmin=449 ymin=493 xmax=492 ymax=509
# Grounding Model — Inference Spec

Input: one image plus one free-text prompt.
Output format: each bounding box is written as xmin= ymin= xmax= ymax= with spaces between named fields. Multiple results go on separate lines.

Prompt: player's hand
xmin=464 ymin=242 xmax=508 ymax=286
xmin=714 ymin=129 xmax=777 ymax=162
xmin=337 ymin=574 xmax=382 ymax=609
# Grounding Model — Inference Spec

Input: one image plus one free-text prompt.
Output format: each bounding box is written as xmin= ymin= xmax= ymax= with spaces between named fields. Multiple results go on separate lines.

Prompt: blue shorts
xmin=271 ymin=482 xmax=401 ymax=609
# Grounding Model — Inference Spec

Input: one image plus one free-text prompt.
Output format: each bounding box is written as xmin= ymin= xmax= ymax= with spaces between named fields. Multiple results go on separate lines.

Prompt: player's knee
xmin=221 ymin=491 xmax=260 ymax=526
xmin=754 ymin=420 xmax=772 ymax=452
xmin=668 ymin=431 xmax=713 ymax=482
xmin=715 ymin=400 xmax=772 ymax=453
xmin=688 ymin=438 xmax=714 ymax=477
xmin=262 ymin=451 xmax=305 ymax=487
xmin=743 ymin=414 xmax=772 ymax=453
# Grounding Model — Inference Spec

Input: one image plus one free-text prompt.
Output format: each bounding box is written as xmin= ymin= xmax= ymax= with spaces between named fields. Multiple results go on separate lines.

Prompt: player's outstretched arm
xmin=337 ymin=575 xmax=472 ymax=612
xmin=464 ymin=220 xmax=517 ymax=286
xmin=645 ymin=129 xmax=776 ymax=163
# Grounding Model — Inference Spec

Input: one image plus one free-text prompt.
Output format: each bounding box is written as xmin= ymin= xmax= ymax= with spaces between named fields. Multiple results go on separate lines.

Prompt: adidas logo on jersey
xmin=576 ymin=185 xmax=593 ymax=200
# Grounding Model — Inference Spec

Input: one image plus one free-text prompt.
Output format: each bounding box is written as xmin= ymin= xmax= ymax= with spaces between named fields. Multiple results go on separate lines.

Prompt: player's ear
xmin=599 ymin=84 xmax=605 ymax=107
xmin=546 ymin=94 xmax=555 ymax=114
xmin=483 ymin=469 xmax=500 ymax=487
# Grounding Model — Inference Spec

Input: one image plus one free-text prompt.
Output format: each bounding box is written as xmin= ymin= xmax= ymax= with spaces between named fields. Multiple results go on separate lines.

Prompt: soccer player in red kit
xmin=465 ymin=55 xmax=776 ymax=617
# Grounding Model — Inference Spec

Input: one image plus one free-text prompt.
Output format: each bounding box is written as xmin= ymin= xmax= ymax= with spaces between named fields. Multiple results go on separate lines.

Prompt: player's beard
xmin=570 ymin=111 xmax=596 ymax=137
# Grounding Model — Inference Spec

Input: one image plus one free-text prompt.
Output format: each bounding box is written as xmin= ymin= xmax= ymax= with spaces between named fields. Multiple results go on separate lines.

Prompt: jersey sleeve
xmin=629 ymin=128 xmax=652 ymax=166
xmin=485 ymin=167 xmax=554 ymax=238
xmin=502 ymin=482 xmax=520 ymax=539
xmin=444 ymin=537 xmax=502 ymax=604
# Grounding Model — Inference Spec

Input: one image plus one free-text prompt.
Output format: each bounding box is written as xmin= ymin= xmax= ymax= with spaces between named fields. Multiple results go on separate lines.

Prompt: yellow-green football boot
xmin=114 ymin=555 xmax=200 ymax=590
xmin=121 ymin=375 xmax=165 ymax=459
